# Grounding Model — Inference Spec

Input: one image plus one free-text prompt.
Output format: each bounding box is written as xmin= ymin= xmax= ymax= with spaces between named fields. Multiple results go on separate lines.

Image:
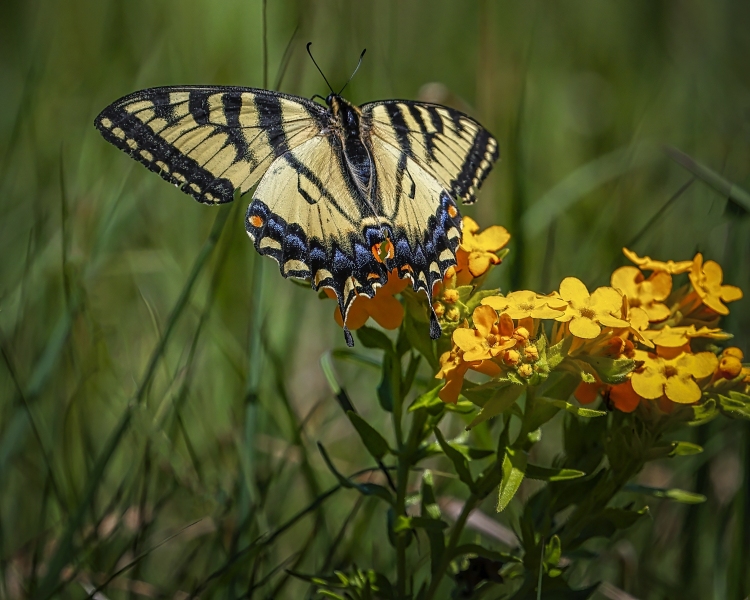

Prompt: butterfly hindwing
xmin=95 ymin=86 xmax=325 ymax=204
xmin=368 ymin=125 xmax=463 ymax=337
xmin=362 ymin=100 xmax=499 ymax=205
xmin=246 ymin=134 xmax=391 ymax=341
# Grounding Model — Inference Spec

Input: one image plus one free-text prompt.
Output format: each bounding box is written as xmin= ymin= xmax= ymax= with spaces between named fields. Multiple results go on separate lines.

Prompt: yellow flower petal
xmin=468 ymin=252 xmax=494 ymax=277
xmin=631 ymin=365 xmax=665 ymax=399
xmin=569 ymin=316 xmax=601 ymax=339
xmin=470 ymin=225 xmax=511 ymax=252
xmin=481 ymin=295 xmax=509 ymax=312
xmin=611 ymin=266 xmax=642 ymax=296
xmin=664 ymin=375 xmax=702 ymax=404
xmin=590 ymin=286 xmax=624 ymax=314
xmin=453 ymin=328 xmax=483 ymax=353
xmin=643 ymin=302 xmax=671 ymax=322
xmin=598 ymin=314 xmax=631 ymax=329
xmin=623 ymin=248 xmax=693 ymax=274
xmin=721 ymin=285 xmax=743 ymax=303
xmin=649 ymin=271 xmax=673 ymax=301
xmin=472 ymin=305 xmax=498 ymax=338
xmin=559 ymin=277 xmax=590 ymax=302
xmin=686 ymin=351 xmax=719 ymax=380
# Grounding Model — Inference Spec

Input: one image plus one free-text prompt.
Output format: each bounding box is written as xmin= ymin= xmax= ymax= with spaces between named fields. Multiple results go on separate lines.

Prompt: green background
xmin=1 ymin=0 xmax=749 ymax=598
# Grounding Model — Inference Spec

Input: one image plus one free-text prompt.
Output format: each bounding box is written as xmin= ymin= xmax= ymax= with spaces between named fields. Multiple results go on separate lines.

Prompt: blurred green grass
xmin=1 ymin=0 xmax=749 ymax=598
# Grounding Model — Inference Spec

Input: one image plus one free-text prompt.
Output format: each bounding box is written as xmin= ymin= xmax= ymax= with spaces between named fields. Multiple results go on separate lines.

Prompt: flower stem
xmin=424 ymin=494 xmax=480 ymax=600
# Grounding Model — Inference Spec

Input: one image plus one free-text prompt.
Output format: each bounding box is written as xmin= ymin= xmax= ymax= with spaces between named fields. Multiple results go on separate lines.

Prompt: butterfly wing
xmin=95 ymin=86 xmax=326 ymax=204
xmin=361 ymin=100 xmax=499 ymax=205
xmin=246 ymin=133 xmax=391 ymax=345
xmin=360 ymin=100 xmax=499 ymax=336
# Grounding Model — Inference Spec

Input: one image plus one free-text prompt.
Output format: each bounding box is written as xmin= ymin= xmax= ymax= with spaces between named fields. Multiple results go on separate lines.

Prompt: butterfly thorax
xmin=326 ymin=94 xmax=372 ymax=192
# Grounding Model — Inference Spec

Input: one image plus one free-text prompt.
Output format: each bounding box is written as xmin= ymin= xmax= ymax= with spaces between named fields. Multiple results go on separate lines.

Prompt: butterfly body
xmin=95 ymin=85 xmax=499 ymax=345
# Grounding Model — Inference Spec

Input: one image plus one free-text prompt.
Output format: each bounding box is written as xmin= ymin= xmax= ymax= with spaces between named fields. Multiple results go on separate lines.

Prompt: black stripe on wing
xmin=94 ymin=86 xmax=325 ymax=205
xmin=362 ymin=100 xmax=500 ymax=205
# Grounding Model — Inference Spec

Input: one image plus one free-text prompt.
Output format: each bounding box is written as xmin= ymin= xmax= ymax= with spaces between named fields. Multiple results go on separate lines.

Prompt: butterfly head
xmin=326 ymin=94 xmax=361 ymax=135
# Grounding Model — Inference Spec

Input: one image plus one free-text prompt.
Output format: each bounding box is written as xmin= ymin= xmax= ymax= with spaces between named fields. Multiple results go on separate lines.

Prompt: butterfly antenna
xmin=338 ymin=48 xmax=367 ymax=95
xmin=306 ymin=42 xmax=334 ymax=94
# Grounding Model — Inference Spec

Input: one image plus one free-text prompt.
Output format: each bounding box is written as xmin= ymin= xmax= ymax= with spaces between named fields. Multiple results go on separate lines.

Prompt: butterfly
xmin=94 ymin=46 xmax=499 ymax=346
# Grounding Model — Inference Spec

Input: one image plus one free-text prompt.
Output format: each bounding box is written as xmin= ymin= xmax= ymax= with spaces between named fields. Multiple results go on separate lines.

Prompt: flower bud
xmin=513 ymin=326 xmax=530 ymax=343
xmin=445 ymin=307 xmax=460 ymax=322
xmin=718 ymin=355 xmax=743 ymax=379
xmin=443 ymin=289 xmax=460 ymax=304
xmin=523 ymin=344 xmax=539 ymax=362
xmin=518 ymin=364 xmax=533 ymax=378
xmin=503 ymin=349 xmax=521 ymax=366
xmin=722 ymin=347 xmax=744 ymax=360
xmin=433 ymin=302 xmax=445 ymax=318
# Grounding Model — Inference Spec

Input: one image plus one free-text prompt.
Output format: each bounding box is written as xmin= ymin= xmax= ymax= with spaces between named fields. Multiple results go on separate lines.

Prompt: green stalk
xmin=393 ymin=373 xmax=407 ymax=598
xmin=424 ymin=494 xmax=480 ymax=600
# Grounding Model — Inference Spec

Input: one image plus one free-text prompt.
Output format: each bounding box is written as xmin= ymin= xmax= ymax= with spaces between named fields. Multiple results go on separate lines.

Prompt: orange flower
xmin=631 ymin=349 xmax=718 ymax=404
xmin=451 ymin=217 xmax=510 ymax=285
xmin=554 ymin=277 xmax=629 ymax=339
xmin=608 ymin=381 xmax=640 ymax=413
xmin=610 ymin=266 xmax=671 ymax=322
xmin=327 ymin=269 xmax=409 ymax=331
xmin=435 ymin=348 xmax=502 ymax=404
xmin=623 ymin=248 xmax=692 ymax=274
xmin=481 ymin=290 xmax=567 ymax=319
xmin=575 ymin=381 xmax=605 ymax=404
xmin=452 ymin=305 xmax=517 ymax=361
xmin=688 ymin=253 xmax=743 ymax=315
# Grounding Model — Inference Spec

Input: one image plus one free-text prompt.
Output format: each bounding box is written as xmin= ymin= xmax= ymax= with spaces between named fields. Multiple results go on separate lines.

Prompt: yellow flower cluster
xmin=436 ymin=241 xmax=746 ymax=412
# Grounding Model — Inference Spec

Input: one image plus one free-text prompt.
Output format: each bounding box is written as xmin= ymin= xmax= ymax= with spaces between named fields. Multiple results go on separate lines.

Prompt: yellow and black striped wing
xmin=361 ymin=100 xmax=499 ymax=205
xmin=246 ymin=134 xmax=392 ymax=345
xmin=95 ymin=86 xmax=325 ymax=204
xmin=368 ymin=128 xmax=463 ymax=336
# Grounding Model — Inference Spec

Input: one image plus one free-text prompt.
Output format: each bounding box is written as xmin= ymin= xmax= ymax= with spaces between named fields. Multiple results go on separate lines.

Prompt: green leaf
xmin=402 ymin=353 xmax=421 ymax=398
xmin=409 ymin=385 xmax=443 ymax=412
xmin=578 ymin=355 xmax=635 ymax=384
xmin=452 ymin=543 xmax=521 ymax=562
xmin=497 ymin=447 xmax=527 ymax=511
xmin=665 ymin=145 xmax=750 ymax=211
xmin=690 ymin=397 xmax=718 ymax=425
xmin=377 ymin=353 xmax=400 ymax=412
xmin=420 ymin=471 xmax=446 ymax=575
xmin=626 ymin=483 xmax=706 ymax=504
xmin=347 ymin=411 xmax=391 ymax=460
xmin=542 ymin=398 xmax=606 ymax=418
xmin=404 ymin=312 xmax=438 ymax=369
xmin=434 ymin=427 xmax=474 ymax=489
xmin=544 ymin=535 xmax=562 ymax=569
xmin=317 ymin=443 xmax=395 ymax=505
xmin=392 ymin=514 xmax=412 ymax=533
xmin=467 ymin=384 xmax=525 ymax=430
xmin=718 ymin=393 xmax=750 ymax=420
xmin=356 ymin=325 xmax=394 ymax=352
xmin=578 ymin=506 xmax=649 ymax=541
xmin=547 ymin=336 xmax=573 ymax=370
xmin=525 ymin=464 xmax=586 ymax=481
xmin=669 ymin=441 xmax=703 ymax=456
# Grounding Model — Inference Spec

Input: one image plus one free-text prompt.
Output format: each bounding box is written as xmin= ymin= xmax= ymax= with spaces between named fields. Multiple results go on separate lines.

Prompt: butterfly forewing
xmin=95 ymin=86 xmax=325 ymax=204
xmin=362 ymin=100 xmax=499 ymax=205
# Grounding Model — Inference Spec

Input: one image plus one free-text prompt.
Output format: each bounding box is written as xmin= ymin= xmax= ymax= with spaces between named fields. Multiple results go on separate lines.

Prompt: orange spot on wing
xmin=249 ymin=215 xmax=264 ymax=228
xmin=372 ymin=238 xmax=395 ymax=263
xmin=447 ymin=204 xmax=458 ymax=218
